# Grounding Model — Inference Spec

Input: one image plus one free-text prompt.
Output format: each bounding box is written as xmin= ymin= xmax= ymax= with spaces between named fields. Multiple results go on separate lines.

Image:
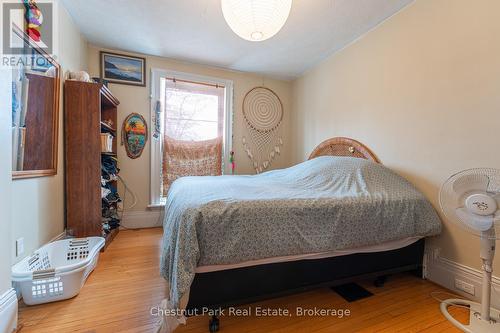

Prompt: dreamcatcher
xmin=242 ymin=87 xmax=284 ymax=174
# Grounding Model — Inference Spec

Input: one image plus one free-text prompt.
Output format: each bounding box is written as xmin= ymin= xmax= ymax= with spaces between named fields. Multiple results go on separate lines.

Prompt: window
xmin=150 ymin=69 xmax=233 ymax=206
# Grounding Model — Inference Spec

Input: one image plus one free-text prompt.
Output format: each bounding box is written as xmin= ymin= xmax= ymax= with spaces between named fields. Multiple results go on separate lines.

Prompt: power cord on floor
xmin=430 ymin=291 xmax=475 ymax=311
xmin=115 ymin=174 xmax=166 ymax=230
xmin=117 ymin=174 xmax=138 ymax=230
xmin=118 ymin=174 xmax=138 ymax=211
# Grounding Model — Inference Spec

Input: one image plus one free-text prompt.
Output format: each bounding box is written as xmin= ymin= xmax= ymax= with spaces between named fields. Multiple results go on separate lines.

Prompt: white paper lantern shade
xmin=221 ymin=0 xmax=293 ymax=41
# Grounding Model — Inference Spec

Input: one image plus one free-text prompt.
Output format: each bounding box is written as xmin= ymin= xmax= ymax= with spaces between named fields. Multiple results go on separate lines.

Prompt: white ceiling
xmin=61 ymin=0 xmax=413 ymax=80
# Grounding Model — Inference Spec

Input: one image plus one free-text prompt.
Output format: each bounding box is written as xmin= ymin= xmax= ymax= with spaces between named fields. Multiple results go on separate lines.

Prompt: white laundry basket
xmin=12 ymin=237 xmax=105 ymax=305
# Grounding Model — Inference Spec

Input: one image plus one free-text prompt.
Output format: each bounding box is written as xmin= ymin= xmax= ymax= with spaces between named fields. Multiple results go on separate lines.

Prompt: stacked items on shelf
xmin=101 ymin=121 xmax=121 ymax=235
xmin=100 ymin=121 xmax=115 ymax=153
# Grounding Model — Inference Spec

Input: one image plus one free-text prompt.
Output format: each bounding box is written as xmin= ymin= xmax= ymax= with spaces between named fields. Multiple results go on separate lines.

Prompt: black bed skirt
xmin=186 ymin=239 xmax=425 ymax=311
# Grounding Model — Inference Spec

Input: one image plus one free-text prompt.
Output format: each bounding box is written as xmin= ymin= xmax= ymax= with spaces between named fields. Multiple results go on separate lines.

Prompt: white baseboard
xmin=121 ymin=210 xmax=163 ymax=229
xmin=425 ymin=251 xmax=500 ymax=309
xmin=0 ymin=288 xmax=17 ymax=333
xmin=49 ymin=231 xmax=67 ymax=242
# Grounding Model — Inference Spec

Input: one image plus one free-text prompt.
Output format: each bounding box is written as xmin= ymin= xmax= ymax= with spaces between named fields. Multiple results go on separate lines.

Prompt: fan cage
xmin=439 ymin=168 xmax=500 ymax=240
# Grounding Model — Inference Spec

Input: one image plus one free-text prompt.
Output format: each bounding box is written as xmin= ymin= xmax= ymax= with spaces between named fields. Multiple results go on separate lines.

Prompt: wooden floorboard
xmin=18 ymin=228 xmax=468 ymax=333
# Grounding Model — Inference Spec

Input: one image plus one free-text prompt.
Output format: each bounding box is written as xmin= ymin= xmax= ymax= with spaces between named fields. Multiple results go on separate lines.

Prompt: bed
xmin=158 ymin=137 xmax=442 ymax=332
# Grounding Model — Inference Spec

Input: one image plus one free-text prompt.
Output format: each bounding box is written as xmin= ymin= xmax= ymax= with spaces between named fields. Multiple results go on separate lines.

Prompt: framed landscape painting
xmin=100 ymin=51 xmax=146 ymax=86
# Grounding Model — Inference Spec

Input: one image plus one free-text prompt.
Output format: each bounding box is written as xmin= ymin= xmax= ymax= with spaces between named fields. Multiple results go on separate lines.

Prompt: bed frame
xmin=186 ymin=137 xmax=425 ymax=327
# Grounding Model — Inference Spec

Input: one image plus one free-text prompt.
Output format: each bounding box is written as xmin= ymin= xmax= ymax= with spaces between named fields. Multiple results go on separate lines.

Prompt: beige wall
xmin=87 ymin=45 xmax=293 ymax=213
xmin=291 ymin=0 xmax=500 ymax=271
xmin=11 ymin=0 xmax=88 ymax=263
xmin=0 ymin=70 xmax=13 ymax=293
xmin=9 ymin=0 xmax=495 ymax=277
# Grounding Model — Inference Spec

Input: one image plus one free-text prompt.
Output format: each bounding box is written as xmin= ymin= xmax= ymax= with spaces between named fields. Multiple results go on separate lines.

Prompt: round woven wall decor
xmin=242 ymin=87 xmax=284 ymax=173
xmin=243 ymin=87 xmax=283 ymax=132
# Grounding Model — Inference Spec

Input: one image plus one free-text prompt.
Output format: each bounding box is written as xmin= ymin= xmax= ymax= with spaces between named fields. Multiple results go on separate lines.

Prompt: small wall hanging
xmin=229 ymin=151 xmax=235 ymax=175
xmin=122 ymin=113 xmax=148 ymax=159
xmin=242 ymin=87 xmax=283 ymax=173
xmin=24 ymin=0 xmax=43 ymax=42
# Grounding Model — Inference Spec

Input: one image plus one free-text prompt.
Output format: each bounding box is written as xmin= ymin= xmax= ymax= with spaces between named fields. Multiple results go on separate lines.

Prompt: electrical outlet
xmin=432 ymin=248 xmax=441 ymax=260
xmin=455 ymin=278 xmax=475 ymax=295
xmin=16 ymin=238 xmax=24 ymax=257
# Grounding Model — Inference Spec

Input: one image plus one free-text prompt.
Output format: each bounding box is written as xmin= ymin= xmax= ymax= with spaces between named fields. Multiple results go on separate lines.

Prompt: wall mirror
xmin=11 ymin=25 xmax=61 ymax=179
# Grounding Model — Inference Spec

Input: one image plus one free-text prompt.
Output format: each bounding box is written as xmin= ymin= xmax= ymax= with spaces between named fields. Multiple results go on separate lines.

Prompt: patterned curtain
xmin=161 ymin=78 xmax=225 ymax=196
xmin=162 ymin=136 xmax=222 ymax=196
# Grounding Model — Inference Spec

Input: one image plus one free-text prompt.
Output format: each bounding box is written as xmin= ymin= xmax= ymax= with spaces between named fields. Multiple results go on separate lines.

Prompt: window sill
xmin=147 ymin=204 xmax=165 ymax=210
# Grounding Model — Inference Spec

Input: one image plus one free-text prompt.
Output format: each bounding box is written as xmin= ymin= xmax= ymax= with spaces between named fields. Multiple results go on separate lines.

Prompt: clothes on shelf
xmin=102 ymin=183 xmax=121 ymax=204
xmin=101 ymin=155 xmax=121 ymax=234
xmin=102 ymin=155 xmax=120 ymax=175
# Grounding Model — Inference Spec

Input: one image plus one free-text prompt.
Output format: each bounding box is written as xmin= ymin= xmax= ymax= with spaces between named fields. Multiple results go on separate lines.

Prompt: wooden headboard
xmin=308 ymin=137 xmax=380 ymax=163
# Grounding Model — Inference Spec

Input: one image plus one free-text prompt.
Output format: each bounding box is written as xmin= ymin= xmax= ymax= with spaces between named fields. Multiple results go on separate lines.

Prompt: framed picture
xmin=100 ymin=51 xmax=146 ymax=87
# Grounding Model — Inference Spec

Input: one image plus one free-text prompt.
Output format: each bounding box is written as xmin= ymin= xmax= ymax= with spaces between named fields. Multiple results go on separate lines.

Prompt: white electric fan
xmin=439 ymin=169 xmax=500 ymax=332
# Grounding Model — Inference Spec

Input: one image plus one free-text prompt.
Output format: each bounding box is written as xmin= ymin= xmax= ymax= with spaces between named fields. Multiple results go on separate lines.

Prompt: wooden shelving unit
xmin=103 ymin=228 xmax=119 ymax=251
xmin=100 ymin=121 xmax=116 ymax=132
xmin=64 ymin=81 xmax=121 ymax=248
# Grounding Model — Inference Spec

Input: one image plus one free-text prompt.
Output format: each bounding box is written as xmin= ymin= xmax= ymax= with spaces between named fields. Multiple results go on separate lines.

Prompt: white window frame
xmin=149 ymin=68 xmax=234 ymax=207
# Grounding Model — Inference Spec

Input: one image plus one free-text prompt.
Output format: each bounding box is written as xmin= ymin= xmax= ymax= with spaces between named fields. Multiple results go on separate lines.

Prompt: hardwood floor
xmin=18 ymin=228 xmax=468 ymax=333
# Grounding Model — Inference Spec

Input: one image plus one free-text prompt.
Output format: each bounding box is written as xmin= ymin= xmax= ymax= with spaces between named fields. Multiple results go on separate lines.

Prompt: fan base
xmin=441 ymin=299 xmax=500 ymax=332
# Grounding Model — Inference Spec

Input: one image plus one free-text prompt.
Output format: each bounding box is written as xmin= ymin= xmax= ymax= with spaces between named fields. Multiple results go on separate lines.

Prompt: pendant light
xmin=221 ymin=0 xmax=292 ymax=42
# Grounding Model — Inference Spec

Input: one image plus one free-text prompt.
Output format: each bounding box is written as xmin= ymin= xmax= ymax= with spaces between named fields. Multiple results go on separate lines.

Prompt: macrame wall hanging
xmin=242 ymin=87 xmax=284 ymax=174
